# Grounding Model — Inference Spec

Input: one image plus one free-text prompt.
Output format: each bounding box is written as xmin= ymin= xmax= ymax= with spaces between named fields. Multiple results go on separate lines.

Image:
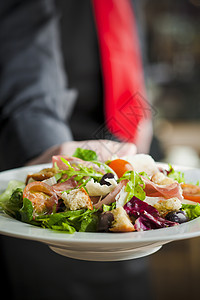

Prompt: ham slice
xmin=142 ymin=176 xmax=183 ymax=201
xmin=94 ymin=180 xmax=128 ymax=210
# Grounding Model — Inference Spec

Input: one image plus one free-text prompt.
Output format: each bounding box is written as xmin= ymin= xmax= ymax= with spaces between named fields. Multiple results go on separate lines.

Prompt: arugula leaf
xmin=167 ymin=164 xmax=185 ymax=183
xmin=181 ymin=203 xmax=200 ymax=220
xmin=119 ymin=171 xmax=146 ymax=203
xmin=36 ymin=212 xmax=76 ymax=233
xmin=60 ymin=157 xmax=103 ymax=191
xmin=20 ymin=198 xmax=34 ymax=222
xmin=73 ymin=148 xmax=98 ymax=161
xmin=35 ymin=209 xmax=99 ymax=233
xmin=60 ymin=157 xmax=74 ymax=171
xmin=66 ymin=209 xmax=99 ymax=232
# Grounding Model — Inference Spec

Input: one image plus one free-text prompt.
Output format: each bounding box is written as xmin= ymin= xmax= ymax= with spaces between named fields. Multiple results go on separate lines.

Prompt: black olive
xmin=165 ymin=210 xmax=189 ymax=224
xmin=100 ymin=173 xmax=115 ymax=186
xmin=98 ymin=212 xmax=114 ymax=232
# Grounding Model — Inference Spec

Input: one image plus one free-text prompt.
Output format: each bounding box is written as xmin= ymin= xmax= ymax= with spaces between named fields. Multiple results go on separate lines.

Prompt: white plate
xmin=0 ymin=164 xmax=200 ymax=261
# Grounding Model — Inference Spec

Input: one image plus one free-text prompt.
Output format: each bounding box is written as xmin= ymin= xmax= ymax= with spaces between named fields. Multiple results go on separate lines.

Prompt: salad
xmin=0 ymin=148 xmax=200 ymax=234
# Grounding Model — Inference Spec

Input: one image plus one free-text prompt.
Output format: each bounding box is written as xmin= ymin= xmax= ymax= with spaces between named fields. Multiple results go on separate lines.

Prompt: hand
xmin=26 ymin=140 xmax=137 ymax=165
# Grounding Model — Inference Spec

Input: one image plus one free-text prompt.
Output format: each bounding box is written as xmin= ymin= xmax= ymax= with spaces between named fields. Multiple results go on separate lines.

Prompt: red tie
xmin=92 ymin=0 xmax=151 ymax=142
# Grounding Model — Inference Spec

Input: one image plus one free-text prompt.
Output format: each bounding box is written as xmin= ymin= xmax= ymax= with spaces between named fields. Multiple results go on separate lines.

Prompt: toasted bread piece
xmin=62 ymin=187 xmax=93 ymax=210
xmin=151 ymin=172 xmax=175 ymax=186
xmin=110 ymin=207 xmax=135 ymax=232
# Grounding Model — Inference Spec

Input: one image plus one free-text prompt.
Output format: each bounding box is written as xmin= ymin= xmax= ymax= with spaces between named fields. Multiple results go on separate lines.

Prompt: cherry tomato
xmin=23 ymin=182 xmax=58 ymax=216
xmin=108 ymin=159 xmax=133 ymax=178
xmin=181 ymin=183 xmax=200 ymax=203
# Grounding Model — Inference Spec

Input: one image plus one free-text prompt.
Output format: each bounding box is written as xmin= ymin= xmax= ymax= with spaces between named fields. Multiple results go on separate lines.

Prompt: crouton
xmin=151 ymin=172 xmax=175 ymax=186
xmin=62 ymin=187 xmax=93 ymax=210
xmin=154 ymin=197 xmax=182 ymax=216
xmin=109 ymin=207 xmax=135 ymax=232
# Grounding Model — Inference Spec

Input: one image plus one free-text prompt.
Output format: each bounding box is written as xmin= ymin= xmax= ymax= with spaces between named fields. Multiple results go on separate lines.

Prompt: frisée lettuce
xmin=181 ymin=203 xmax=200 ymax=220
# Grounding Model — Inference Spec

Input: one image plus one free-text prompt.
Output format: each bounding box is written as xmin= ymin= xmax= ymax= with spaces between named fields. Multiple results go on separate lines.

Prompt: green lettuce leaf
xmin=181 ymin=203 xmax=200 ymax=220
xmin=79 ymin=213 xmax=99 ymax=232
xmin=0 ymin=180 xmax=25 ymax=204
xmin=73 ymin=148 xmax=98 ymax=161
xmin=167 ymin=164 xmax=185 ymax=183
xmin=0 ymin=188 xmax=24 ymax=219
xmin=20 ymin=198 xmax=34 ymax=223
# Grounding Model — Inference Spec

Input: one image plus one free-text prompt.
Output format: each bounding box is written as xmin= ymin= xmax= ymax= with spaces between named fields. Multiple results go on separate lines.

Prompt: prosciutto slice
xmin=52 ymin=156 xmax=82 ymax=170
xmin=142 ymin=176 xmax=183 ymax=201
xmin=52 ymin=178 xmax=77 ymax=197
xmin=94 ymin=180 xmax=128 ymax=210
xmin=52 ymin=155 xmax=105 ymax=173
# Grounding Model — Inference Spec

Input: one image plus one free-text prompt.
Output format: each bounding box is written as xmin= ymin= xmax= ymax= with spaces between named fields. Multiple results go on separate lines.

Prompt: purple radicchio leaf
xmin=124 ymin=197 xmax=177 ymax=231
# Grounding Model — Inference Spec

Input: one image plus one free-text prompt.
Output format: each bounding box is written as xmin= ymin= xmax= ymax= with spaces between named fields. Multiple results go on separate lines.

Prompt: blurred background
xmin=138 ymin=0 xmax=200 ymax=167
xmin=136 ymin=0 xmax=200 ymax=299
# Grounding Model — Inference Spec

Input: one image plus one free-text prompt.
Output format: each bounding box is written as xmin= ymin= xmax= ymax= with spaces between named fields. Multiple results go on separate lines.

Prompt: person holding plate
xmin=0 ymin=1 xmax=153 ymax=299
